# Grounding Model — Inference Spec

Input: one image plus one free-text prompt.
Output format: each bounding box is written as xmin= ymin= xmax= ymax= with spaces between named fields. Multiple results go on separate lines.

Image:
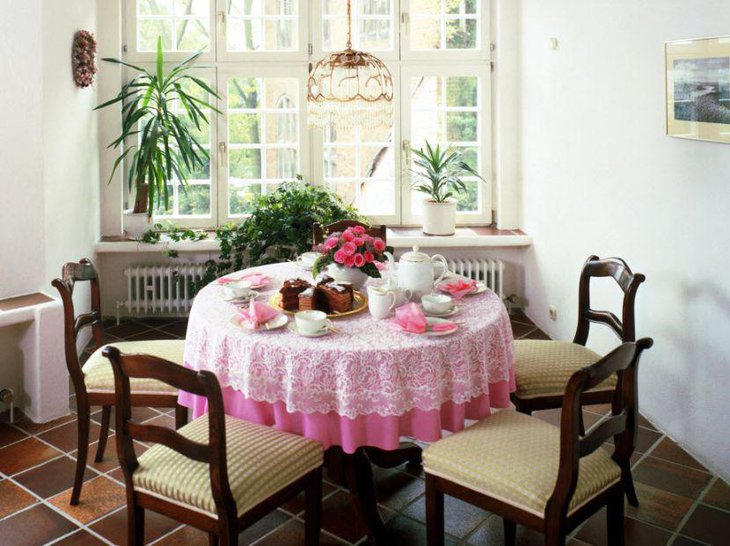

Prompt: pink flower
xmin=342 ymin=241 xmax=357 ymax=255
xmin=342 ymin=230 xmax=355 ymax=242
xmin=323 ymin=237 xmax=339 ymax=250
xmin=353 ymin=225 xmax=366 ymax=235
xmin=364 ymin=251 xmax=375 ymax=263
xmin=334 ymin=249 xmax=347 ymax=264
xmin=373 ymin=238 xmax=386 ymax=252
xmin=363 ymin=234 xmax=373 ymax=243
xmin=353 ymin=237 xmax=365 ymax=246
xmin=375 ymin=261 xmax=387 ymax=271
xmin=353 ymin=253 xmax=365 ymax=267
xmin=344 ymin=255 xmax=355 ymax=268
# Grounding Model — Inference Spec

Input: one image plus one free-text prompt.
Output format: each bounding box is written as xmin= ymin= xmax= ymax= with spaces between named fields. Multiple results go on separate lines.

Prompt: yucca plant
xmin=95 ymin=37 xmax=221 ymax=216
xmin=410 ymin=140 xmax=485 ymax=202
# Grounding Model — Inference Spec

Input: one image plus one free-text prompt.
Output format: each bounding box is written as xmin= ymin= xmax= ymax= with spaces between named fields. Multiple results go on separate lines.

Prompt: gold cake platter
xmin=269 ymin=291 xmax=368 ymax=319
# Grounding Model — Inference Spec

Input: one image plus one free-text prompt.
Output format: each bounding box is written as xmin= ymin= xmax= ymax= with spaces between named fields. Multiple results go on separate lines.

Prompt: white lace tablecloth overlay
xmin=184 ymin=262 xmax=514 ymax=419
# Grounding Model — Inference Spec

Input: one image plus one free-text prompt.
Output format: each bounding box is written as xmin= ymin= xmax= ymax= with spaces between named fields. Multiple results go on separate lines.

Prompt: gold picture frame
xmin=666 ymin=35 xmax=730 ymax=144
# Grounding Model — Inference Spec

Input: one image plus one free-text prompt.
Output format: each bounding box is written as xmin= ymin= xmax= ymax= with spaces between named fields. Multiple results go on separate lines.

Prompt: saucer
xmin=230 ymin=313 xmax=288 ymax=331
xmin=223 ymin=290 xmax=259 ymax=303
xmin=423 ymin=305 xmax=460 ymax=318
xmin=287 ymin=320 xmax=333 ymax=338
xmin=424 ymin=317 xmax=459 ymax=336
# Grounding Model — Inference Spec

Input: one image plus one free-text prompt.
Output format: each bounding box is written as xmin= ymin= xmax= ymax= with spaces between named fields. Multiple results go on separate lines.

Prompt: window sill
xmin=95 ymin=227 xmax=531 ymax=254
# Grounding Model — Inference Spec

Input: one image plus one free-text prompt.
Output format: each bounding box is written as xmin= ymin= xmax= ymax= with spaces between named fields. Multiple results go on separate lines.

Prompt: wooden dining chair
xmin=511 ymin=255 xmax=645 ymax=505
xmin=424 ymin=338 xmax=653 ymax=546
xmin=103 ymin=347 xmax=324 ymax=546
xmin=52 ymin=258 xmax=188 ymax=506
xmin=312 ymin=220 xmax=387 ymax=246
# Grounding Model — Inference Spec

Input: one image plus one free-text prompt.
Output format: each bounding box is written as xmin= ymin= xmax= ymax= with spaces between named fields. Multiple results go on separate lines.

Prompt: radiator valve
xmin=0 ymin=388 xmax=14 ymax=423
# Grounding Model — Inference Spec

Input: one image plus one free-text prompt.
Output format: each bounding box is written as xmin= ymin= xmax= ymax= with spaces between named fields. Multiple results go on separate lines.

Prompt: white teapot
xmin=384 ymin=246 xmax=448 ymax=302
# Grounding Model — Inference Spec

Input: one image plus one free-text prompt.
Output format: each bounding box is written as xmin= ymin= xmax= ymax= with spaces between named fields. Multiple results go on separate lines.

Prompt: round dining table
xmin=179 ymin=261 xmax=515 ymax=544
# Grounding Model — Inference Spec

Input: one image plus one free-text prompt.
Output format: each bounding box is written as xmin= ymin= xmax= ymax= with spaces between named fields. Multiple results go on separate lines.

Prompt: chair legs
xmin=70 ymin=402 xmax=90 ymax=506
xmin=175 ymin=403 xmax=188 ymax=429
xmin=621 ymin=463 xmax=639 ymax=507
xmin=426 ymin=475 xmax=445 ymax=546
xmin=607 ymin=488 xmax=625 ymax=546
xmin=128 ymin=505 xmax=145 ymax=546
xmin=304 ymin=468 xmax=323 ymax=546
xmin=503 ymin=519 xmax=516 ymax=546
xmin=95 ymin=405 xmax=112 ymax=463
xmin=207 ymin=533 xmax=218 ymax=546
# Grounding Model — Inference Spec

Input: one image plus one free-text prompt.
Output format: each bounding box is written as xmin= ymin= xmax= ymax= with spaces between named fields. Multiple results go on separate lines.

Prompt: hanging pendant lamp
xmin=307 ymin=0 xmax=394 ymax=128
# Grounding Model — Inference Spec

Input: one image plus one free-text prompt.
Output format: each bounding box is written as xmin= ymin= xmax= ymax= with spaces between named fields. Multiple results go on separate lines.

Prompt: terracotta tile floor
xmin=0 ymin=314 xmax=728 ymax=545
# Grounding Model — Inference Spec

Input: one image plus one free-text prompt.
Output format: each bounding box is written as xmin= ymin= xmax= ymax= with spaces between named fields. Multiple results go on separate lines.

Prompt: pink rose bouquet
xmin=313 ymin=226 xmax=392 ymax=278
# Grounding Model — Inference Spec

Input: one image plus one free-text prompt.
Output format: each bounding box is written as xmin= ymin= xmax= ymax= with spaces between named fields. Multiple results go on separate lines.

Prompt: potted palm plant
xmin=410 ymin=141 xmax=485 ymax=236
xmin=95 ymin=37 xmax=221 ymax=238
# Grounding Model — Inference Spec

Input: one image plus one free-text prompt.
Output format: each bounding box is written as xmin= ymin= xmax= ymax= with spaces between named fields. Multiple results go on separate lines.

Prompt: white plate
xmin=287 ymin=320 xmax=333 ymax=338
xmin=403 ymin=317 xmax=459 ymax=337
xmin=423 ymin=305 xmax=460 ymax=318
xmin=436 ymin=281 xmax=488 ymax=297
xmin=223 ymin=290 xmax=260 ymax=303
xmin=229 ymin=313 xmax=288 ymax=331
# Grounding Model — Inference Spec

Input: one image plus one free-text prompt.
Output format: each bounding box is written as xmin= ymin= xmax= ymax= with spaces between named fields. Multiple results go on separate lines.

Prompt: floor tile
xmin=703 ymin=478 xmax=730 ymax=512
xmin=238 ymin=508 xmax=291 ymax=544
xmin=633 ymin=456 xmax=711 ymax=500
xmin=89 ymin=507 xmax=181 ymax=545
xmin=125 ymin=329 xmax=179 ymax=341
xmin=134 ymin=317 xmax=178 ymax=329
xmin=152 ymin=525 xmax=209 ymax=546
xmin=158 ymin=319 xmax=188 ymax=338
xmin=53 ymin=529 xmax=108 ymax=545
xmin=39 ymin=420 xmax=102 ymax=453
xmin=71 ymin=436 xmax=121 ymax=473
xmin=0 ymin=420 xmax=28 ymax=448
xmin=679 ymin=504 xmax=730 ymax=544
xmin=524 ymin=329 xmax=551 ymax=340
xmin=466 ymin=515 xmax=544 ymax=546
xmin=511 ymin=321 xmax=536 ymax=338
xmin=638 ymin=414 xmax=657 ymax=431
xmin=626 ymin=481 xmax=693 ymax=530
xmin=49 ymin=475 xmax=126 ymax=525
xmin=671 ymin=536 xmax=707 ymax=546
xmin=0 ymin=437 xmax=63 ymax=475
xmin=321 ymin=490 xmax=369 ymax=543
xmin=14 ymin=455 xmax=95 ymax=499
xmin=0 ymin=479 xmax=38 ymax=519
xmin=105 ymin=320 xmax=150 ymax=338
xmin=373 ymin=466 xmax=426 ymax=511
xmin=403 ymin=493 xmax=490 ymax=539
xmin=649 ymin=437 xmax=707 ymax=471
xmin=12 ymin=412 xmax=77 ymax=435
xmin=384 ymin=514 xmax=460 ymax=546
xmin=0 ymin=503 xmax=79 ymax=545
xmin=142 ymin=413 xmax=176 ymax=429
xmin=574 ymin=509 xmax=672 ymax=546
xmin=90 ymin=405 xmax=159 ymax=431
xmin=280 ymin=480 xmax=337 ymax=516
xmin=254 ymin=519 xmax=348 ymax=545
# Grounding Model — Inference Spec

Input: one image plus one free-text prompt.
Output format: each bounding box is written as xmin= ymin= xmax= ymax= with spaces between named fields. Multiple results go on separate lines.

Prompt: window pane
xmin=446 ymin=0 xmax=477 ymax=14
xmin=179 ymin=183 xmax=211 ymax=215
xmin=227 ymin=76 xmax=300 ymax=216
xmin=322 ymin=0 xmax=393 ymax=52
xmin=410 ymin=75 xmax=482 ymax=214
xmin=446 ymin=18 xmax=477 ymax=49
xmin=136 ymin=0 xmax=210 ymax=52
xmin=410 ymin=0 xmax=479 ymax=51
xmin=227 ymin=0 xmax=298 ymax=52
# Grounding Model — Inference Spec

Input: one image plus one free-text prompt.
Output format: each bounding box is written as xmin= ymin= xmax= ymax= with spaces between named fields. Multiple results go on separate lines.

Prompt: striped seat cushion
xmin=82 ymin=340 xmax=184 ymax=394
xmin=513 ymin=340 xmax=615 ymax=399
xmin=424 ymin=410 xmax=621 ymax=517
xmin=132 ymin=415 xmax=324 ymax=517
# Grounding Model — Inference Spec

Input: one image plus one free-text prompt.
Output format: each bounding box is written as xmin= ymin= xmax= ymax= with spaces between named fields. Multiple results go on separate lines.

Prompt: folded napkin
xmin=238 ymin=300 xmax=280 ymax=330
xmin=392 ymin=303 xmax=428 ymax=333
xmin=438 ymin=278 xmax=476 ymax=300
xmin=217 ymin=272 xmax=271 ymax=286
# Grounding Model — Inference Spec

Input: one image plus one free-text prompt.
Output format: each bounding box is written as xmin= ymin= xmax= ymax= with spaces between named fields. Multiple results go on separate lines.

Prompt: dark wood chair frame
xmin=52 ymin=258 xmax=188 ymax=506
xmin=104 ymin=347 xmax=322 ymax=546
xmin=312 ymin=220 xmax=387 ymax=246
xmin=427 ymin=338 xmax=653 ymax=546
xmin=510 ymin=255 xmax=646 ymax=505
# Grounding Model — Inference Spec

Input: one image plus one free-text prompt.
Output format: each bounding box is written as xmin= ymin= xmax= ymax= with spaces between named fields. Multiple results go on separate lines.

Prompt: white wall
xmin=0 ymin=0 xmax=45 ymax=299
xmin=517 ymin=0 xmax=730 ymax=478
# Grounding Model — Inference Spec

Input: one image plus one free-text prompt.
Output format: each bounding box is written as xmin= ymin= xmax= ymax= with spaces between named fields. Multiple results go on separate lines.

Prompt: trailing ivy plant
xmin=140 ymin=222 xmax=209 ymax=258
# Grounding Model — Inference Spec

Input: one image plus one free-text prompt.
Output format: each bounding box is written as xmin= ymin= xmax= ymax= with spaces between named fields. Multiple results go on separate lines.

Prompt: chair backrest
xmin=51 ymin=259 xmax=105 ymax=391
xmin=103 ymin=346 xmax=237 ymax=522
xmin=312 ymin=220 xmax=387 ymax=246
xmin=546 ymin=337 xmax=653 ymax=519
xmin=573 ymin=255 xmax=645 ymax=345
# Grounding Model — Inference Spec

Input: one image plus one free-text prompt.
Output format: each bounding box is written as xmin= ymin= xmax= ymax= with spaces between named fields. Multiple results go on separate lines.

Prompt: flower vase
xmin=327 ymin=264 xmax=369 ymax=290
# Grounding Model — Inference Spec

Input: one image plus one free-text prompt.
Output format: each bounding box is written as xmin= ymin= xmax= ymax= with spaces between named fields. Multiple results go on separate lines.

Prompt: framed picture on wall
xmin=666 ymin=36 xmax=730 ymax=144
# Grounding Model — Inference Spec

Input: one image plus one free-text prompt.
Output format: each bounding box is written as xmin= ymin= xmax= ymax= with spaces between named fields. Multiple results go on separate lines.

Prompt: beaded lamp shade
xmin=307 ymin=0 xmax=394 ymax=128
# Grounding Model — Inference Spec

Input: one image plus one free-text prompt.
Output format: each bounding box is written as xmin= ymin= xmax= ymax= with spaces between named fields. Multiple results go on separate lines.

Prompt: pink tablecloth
xmin=180 ymin=262 xmax=515 ymax=453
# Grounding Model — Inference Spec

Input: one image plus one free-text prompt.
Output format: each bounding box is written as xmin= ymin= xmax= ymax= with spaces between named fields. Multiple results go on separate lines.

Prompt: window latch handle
xmin=401 ymin=12 xmax=409 ymax=35
xmin=218 ymin=142 xmax=227 ymax=168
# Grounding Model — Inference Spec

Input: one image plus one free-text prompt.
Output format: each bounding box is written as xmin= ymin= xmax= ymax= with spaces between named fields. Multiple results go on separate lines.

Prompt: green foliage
xmin=139 ymin=221 xmax=209 ymax=257
xmin=193 ymin=179 xmax=363 ymax=292
xmin=410 ymin=141 xmax=485 ymax=203
xmin=95 ymin=37 xmax=221 ymax=217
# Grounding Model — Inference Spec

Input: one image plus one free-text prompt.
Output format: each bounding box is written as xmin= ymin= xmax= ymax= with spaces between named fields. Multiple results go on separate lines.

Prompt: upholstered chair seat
xmin=83 ymin=340 xmax=184 ymax=393
xmin=513 ymin=340 xmax=614 ymax=399
xmin=424 ymin=411 xmax=621 ymax=517
xmin=133 ymin=414 xmax=324 ymax=517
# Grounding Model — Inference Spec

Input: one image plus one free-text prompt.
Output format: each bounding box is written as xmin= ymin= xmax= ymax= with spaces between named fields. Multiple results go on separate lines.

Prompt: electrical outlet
xmin=549 ymin=306 xmax=558 ymax=321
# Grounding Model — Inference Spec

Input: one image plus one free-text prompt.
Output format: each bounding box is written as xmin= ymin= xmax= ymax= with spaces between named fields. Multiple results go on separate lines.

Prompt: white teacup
xmin=367 ymin=286 xmax=397 ymax=320
xmin=299 ymin=252 xmax=320 ymax=268
xmin=225 ymin=280 xmax=252 ymax=299
xmin=422 ymin=293 xmax=454 ymax=315
xmin=295 ymin=310 xmax=328 ymax=334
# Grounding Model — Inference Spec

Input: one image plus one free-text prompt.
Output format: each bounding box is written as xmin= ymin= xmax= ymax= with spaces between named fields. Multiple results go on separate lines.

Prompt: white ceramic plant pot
xmin=327 ymin=264 xmax=369 ymax=290
xmin=422 ymin=199 xmax=456 ymax=236
xmin=123 ymin=209 xmax=151 ymax=240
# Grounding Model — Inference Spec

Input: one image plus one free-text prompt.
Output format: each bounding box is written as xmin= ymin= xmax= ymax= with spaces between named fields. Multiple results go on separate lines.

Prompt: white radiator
xmin=447 ymin=258 xmax=504 ymax=299
xmin=123 ymin=263 xmax=205 ymax=316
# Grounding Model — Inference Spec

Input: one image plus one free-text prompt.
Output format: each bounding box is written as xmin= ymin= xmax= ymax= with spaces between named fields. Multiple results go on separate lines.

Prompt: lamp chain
xmin=346 ymin=0 xmax=352 ymax=49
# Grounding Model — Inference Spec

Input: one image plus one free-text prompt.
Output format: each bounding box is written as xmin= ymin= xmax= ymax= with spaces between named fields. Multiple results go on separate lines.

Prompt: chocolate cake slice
xmin=317 ymin=281 xmax=354 ymax=314
xmin=298 ymin=286 xmax=318 ymax=311
xmin=279 ymin=279 xmax=312 ymax=311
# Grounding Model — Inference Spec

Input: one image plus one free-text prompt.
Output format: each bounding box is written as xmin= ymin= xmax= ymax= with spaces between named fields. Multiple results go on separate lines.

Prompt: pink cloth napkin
xmin=438 ymin=278 xmax=477 ymax=300
xmin=391 ymin=303 xmax=457 ymax=334
xmin=238 ymin=300 xmax=280 ymax=330
xmin=217 ymin=272 xmax=271 ymax=287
